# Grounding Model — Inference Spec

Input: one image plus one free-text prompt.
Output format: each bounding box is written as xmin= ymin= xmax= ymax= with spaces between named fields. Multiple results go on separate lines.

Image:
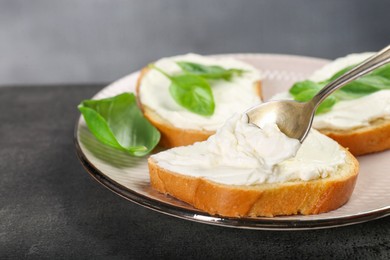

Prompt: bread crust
xmin=136 ymin=67 xmax=263 ymax=148
xmin=148 ymin=148 xmax=359 ymax=217
xmin=319 ymin=118 xmax=390 ymax=156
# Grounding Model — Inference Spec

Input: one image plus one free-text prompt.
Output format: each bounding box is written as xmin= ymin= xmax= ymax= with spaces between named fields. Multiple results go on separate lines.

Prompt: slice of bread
xmin=148 ymin=147 xmax=359 ymax=218
xmin=319 ymin=118 xmax=390 ymax=156
xmin=136 ymin=67 xmax=262 ymax=148
xmin=307 ymin=52 xmax=390 ymax=155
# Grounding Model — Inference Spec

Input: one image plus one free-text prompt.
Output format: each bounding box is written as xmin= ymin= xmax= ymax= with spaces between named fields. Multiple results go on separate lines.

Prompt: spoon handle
xmin=311 ymin=45 xmax=390 ymax=107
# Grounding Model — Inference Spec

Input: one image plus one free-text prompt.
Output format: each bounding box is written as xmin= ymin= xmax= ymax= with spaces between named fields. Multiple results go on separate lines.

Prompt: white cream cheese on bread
xmin=309 ymin=52 xmax=374 ymax=82
xmin=313 ymin=91 xmax=390 ymax=129
xmin=139 ymin=53 xmax=262 ymax=131
xmin=151 ymin=114 xmax=346 ymax=185
xmin=272 ymin=52 xmax=390 ymax=130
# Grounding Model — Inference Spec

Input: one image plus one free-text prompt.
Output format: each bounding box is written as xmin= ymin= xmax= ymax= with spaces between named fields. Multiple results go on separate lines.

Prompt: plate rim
xmin=74 ymin=53 xmax=390 ymax=231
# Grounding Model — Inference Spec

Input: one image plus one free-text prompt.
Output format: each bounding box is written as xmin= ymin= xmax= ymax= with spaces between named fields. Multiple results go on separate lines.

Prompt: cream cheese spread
xmin=272 ymin=52 xmax=390 ymax=130
xmin=152 ymin=114 xmax=346 ymax=185
xmin=313 ymin=91 xmax=390 ymax=129
xmin=309 ymin=52 xmax=374 ymax=82
xmin=139 ymin=53 xmax=262 ymax=131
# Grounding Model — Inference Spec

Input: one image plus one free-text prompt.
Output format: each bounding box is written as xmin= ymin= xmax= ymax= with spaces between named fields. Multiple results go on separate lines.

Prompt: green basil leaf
xmin=316 ymin=96 xmax=337 ymax=114
xmin=78 ymin=93 xmax=160 ymax=156
xmin=331 ymin=89 xmax=364 ymax=100
xmin=176 ymin=61 xmax=245 ymax=80
xmin=340 ymin=75 xmax=390 ymax=94
xmin=293 ymin=88 xmax=319 ymax=102
xmin=169 ymin=74 xmax=215 ymax=116
xmin=289 ymin=80 xmax=322 ymax=96
xmin=150 ymin=64 xmax=216 ymax=116
xmin=370 ymin=63 xmax=390 ymax=79
xmin=292 ymin=86 xmax=337 ymax=114
xmin=289 ymin=58 xmax=390 ymax=114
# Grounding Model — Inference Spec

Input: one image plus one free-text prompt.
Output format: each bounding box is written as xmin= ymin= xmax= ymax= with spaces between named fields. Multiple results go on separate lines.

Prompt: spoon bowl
xmin=246 ymin=100 xmax=314 ymax=142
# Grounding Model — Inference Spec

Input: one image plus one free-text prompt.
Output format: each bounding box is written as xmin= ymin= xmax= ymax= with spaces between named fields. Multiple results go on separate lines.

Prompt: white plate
xmin=75 ymin=54 xmax=390 ymax=230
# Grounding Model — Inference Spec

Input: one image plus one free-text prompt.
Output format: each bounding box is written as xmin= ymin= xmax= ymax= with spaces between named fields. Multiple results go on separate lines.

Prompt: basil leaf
xmin=292 ymin=84 xmax=337 ymax=114
xmin=289 ymin=59 xmax=390 ymax=114
xmin=78 ymin=93 xmax=160 ymax=156
xmin=150 ymin=64 xmax=216 ymax=116
xmin=331 ymin=89 xmax=364 ymax=100
xmin=293 ymin=88 xmax=320 ymax=102
xmin=169 ymin=74 xmax=215 ymax=116
xmin=316 ymin=96 xmax=337 ymax=114
xmin=176 ymin=61 xmax=245 ymax=80
xmin=370 ymin=63 xmax=390 ymax=79
xmin=289 ymin=80 xmax=323 ymax=95
xmin=340 ymin=75 xmax=390 ymax=94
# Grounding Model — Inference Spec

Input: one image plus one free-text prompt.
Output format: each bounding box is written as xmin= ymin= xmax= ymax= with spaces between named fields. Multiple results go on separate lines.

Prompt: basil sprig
xmin=151 ymin=64 xmax=215 ymax=116
xmin=176 ymin=61 xmax=245 ymax=80
xmin=168 ymin=74 xmax=215 ymax=116
xmin=150 ymin=61 xmax=246 ymax=116
xmin=289 ymin=63 xmax=390 ymax=114
xmin=78 ymin=93 xmax=160 ymax=156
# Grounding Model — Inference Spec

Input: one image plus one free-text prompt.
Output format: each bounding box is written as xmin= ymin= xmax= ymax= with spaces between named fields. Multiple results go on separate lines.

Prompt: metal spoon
xmin=246 ymin=45 xmax=390 ymax=143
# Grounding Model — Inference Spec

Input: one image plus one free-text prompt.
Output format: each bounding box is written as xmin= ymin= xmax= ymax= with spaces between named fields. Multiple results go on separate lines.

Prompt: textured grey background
xmin=1 ymin=0 xmax=390 ymax=86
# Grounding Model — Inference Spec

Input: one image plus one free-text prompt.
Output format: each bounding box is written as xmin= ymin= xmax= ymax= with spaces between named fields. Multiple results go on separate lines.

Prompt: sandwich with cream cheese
xmin=136 ymin=53 xmax=262 ymax=148
xmin=148 ymin=113 xmax=359 ymax=217
xmin=273 ymin=53 xmax=390 ymax=156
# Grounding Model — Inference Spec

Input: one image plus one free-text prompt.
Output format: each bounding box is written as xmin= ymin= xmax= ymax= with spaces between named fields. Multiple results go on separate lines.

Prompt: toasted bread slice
xmin=148 ymin=147 xmax=359 ymax=218
xmin=319 ymin=118 xmax=390 ymax=156
xmin=306 ymin=52 xmax=390 ymax=155
xmin=136 ymin=67 xmax=262 ymax=148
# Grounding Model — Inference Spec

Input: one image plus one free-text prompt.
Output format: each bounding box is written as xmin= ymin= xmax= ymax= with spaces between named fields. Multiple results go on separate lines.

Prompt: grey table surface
xmin=1 ymin=84 xmax=389 ymax=259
